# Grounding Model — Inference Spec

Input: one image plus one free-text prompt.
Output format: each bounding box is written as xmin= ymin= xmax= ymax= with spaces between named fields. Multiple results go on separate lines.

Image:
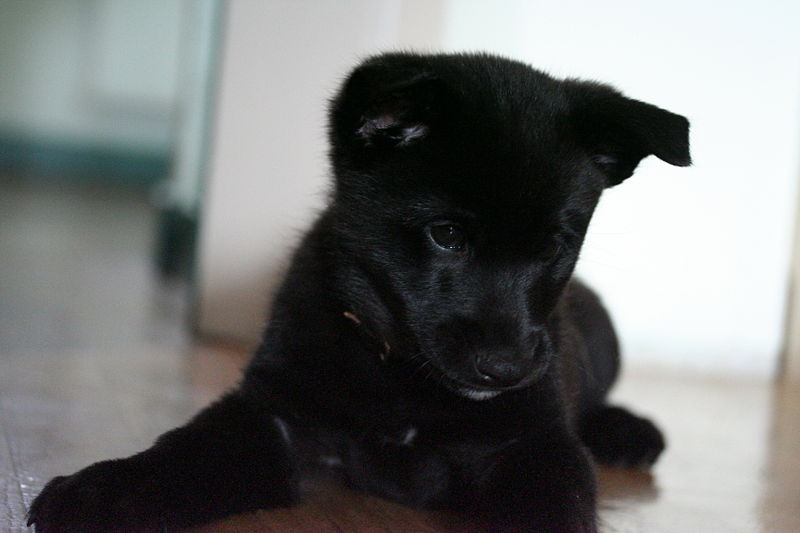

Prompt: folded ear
xmin=567 ymin=81 xmax=691 ymax=186
xmin=330 ymin=56 xmax=446 ymax=150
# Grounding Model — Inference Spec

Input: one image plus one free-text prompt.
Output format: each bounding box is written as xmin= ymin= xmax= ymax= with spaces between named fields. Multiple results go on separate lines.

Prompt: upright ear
xmin=330 ymin=56 xmax=446 ymax=150
xmin=567 ymin=81 xmax=691 ymax=186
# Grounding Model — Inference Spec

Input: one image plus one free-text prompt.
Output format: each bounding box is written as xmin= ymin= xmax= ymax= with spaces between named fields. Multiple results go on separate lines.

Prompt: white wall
xmin=198 ymin=0 xmax=800 ymax=377
xmin=196 ymin=0 xmax=443 ymax=341
xmin=440 ymin=0 xmax=800 ymax=376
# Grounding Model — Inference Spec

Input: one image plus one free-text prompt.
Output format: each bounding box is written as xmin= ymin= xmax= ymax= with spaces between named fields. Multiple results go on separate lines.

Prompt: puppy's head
xmin=328 ymin=53 xmax=690 ymax=400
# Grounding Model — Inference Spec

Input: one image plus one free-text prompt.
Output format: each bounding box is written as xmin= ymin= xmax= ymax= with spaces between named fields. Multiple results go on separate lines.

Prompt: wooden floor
xmin=2 ymin=177 xmax=799 ymax=532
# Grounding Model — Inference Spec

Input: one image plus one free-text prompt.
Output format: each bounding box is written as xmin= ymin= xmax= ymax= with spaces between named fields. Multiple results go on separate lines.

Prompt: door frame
xmin=782 ymin=175 xmax=800 ymax=382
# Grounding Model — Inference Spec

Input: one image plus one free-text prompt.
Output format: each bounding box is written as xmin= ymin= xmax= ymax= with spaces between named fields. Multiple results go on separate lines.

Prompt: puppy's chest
xmin=379 ymin=424 xmax=420 ymax=447
xmin=370 ymin=416 xmax=514 ymax=453
xmin=367 ymin=416 xmax=465 ymax=450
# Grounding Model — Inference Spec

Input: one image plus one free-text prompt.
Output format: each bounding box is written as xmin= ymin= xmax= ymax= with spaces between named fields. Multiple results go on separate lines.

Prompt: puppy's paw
xmin=579 ymin=405 xmax=665 ymax=468
xmin=28 ymin=458 xmax=171 ymax=533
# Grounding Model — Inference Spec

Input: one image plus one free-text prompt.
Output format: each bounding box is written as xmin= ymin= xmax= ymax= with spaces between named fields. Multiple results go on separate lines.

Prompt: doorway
xmin=0 ymin=0 xmax=223 ymax=354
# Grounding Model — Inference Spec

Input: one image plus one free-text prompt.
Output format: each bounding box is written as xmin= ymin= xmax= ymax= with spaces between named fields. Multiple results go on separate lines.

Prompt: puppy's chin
xmin=438 ymin=367 xmax=546 ymax=401
xmin=457 ymin=387 xmax=503 ymax=401
xmin=436 ymin=372 xmax=506 ymax=401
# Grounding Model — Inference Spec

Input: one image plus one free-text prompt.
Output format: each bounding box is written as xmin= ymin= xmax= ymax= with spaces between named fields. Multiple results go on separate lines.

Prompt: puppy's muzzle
xmin=472 ymin=338 xmax=544 ymax=389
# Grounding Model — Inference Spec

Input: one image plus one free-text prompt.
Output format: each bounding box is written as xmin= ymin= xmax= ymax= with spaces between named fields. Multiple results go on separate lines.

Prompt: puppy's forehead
xmin=423 ymin=58 xmax=585 ymax=201
xmin=446 ymin=71 xmax=566 ymax=147
xmin=431 ymin=124 xmax=583 ymax=215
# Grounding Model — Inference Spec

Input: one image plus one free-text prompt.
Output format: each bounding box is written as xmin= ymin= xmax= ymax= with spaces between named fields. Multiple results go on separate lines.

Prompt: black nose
xmin=475 ymin=355 xmax=527 ymax=388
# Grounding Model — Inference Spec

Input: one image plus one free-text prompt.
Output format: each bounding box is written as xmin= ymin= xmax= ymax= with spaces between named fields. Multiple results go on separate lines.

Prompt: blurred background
xmin=2 ymin=0 xmax=799 ymax=380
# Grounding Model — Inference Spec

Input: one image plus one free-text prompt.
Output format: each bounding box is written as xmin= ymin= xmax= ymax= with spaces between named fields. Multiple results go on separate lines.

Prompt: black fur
xmin=28 ymin=52 xmax=690 ymax=533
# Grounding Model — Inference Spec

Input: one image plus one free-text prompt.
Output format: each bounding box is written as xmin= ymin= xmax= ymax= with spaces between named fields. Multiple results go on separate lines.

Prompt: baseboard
xmin=0 ymin=135 xmax=171 ymax=187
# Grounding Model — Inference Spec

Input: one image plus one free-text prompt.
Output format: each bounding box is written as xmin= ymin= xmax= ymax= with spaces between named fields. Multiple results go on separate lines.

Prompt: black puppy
xmin=29 ymin=52 xmax=690 ymax=533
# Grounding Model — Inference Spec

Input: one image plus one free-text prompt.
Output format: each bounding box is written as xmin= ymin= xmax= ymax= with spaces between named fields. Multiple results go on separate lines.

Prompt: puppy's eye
xmin=428 ymin=222 xmax=466 ymax=250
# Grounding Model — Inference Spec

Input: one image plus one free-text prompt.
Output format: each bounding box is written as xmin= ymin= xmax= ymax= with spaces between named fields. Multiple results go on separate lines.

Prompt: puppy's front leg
xmin=28 ymin=390 xmax=298 ymax=533
xmin=470 ymin=433 xmax=598 ymax=533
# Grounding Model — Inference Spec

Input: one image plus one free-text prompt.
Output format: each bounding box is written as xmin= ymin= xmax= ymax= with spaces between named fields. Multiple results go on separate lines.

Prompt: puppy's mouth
xmin=432 ymin=357 xmax=549 ymax=402
xmin=436 ymin=372 xmax=510 ymax=401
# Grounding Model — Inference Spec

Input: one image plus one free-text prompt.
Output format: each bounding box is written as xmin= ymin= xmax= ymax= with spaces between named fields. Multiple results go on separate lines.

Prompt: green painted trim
xmin=0 ymin=136 xmax=171 ymax=186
